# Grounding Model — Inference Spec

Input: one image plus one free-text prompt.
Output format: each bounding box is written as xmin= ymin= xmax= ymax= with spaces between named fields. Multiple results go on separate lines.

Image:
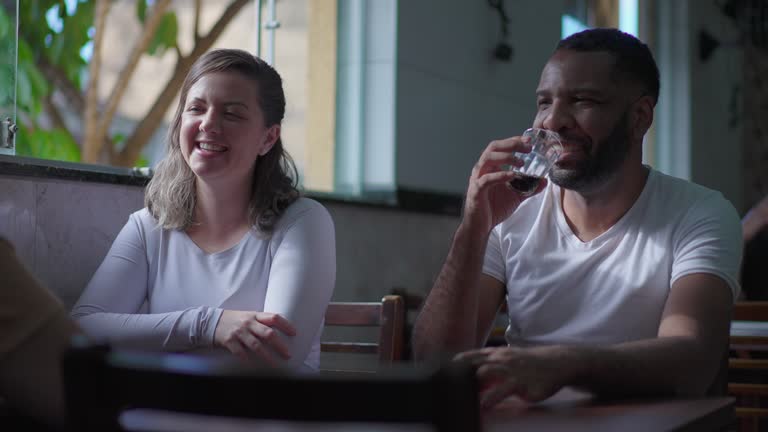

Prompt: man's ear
xmin=259 ymin=125 xmax=281 ymax=156
xmin=632 ymin=95 xmax=654 ymax=140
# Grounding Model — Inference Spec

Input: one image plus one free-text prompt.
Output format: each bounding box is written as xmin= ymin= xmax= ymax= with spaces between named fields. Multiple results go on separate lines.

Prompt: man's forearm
xmin=412 ymin=222 xmax=490 ymax=360
xmin=566 ymin=336 xmax=723 ymax=398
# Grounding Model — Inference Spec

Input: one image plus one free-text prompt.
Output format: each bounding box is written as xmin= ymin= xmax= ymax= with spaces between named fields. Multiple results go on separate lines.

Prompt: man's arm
xmin=412 ymin=135 xmax=539 ymax=360
xmin=459 ymin=273 xmax=733 ymax=407
xmin=412 ymin=222 xmax=506 ymax=359
xmin=570 ymin=272 xmax=732 ymax=397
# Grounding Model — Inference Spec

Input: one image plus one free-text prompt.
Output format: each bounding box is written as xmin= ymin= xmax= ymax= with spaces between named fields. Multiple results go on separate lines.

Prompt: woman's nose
xmin=199 ymin=111 xmax=221 ymax=134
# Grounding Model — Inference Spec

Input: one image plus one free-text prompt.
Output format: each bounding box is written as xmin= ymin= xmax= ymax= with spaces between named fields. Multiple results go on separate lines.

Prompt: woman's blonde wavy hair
xmin=145 ymin=49 xmax=299 ymax=233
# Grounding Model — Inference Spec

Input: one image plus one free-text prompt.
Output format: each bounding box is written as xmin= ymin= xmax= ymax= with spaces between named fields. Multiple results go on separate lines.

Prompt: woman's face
xmin=179 ymin=71 xmax=279 ymax=185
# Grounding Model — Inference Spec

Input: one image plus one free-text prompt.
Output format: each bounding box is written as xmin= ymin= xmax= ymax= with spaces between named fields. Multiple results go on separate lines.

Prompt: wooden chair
xmin=320 ymin=295 xmax=405 ymax=371
xmin=62 ymin=341 xmax=479 ymax=432
xmin=728 ymin=302 xmax=768 ymax=432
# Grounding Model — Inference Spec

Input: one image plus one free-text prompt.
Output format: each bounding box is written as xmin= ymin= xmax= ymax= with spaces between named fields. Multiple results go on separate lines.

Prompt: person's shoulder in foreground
xmin=0 ymin=238 xmax=80 ymax=428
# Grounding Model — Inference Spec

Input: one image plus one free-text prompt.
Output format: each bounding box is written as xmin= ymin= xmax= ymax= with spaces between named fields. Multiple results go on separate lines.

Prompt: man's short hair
xmin=557 ymin=28 xmax=660 ymax=106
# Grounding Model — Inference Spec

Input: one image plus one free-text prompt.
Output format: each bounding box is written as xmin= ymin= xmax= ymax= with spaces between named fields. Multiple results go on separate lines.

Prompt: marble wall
xmin=0 ymin=175 xmax=145 ymax=307
xmin=0 ymin=174 xmax=460 ymax=310
xmin=329 ymin=202 xmax=459 ymax=302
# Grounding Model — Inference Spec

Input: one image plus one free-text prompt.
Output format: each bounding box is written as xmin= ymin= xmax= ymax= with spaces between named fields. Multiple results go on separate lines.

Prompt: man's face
xmin=532 ymin=49 xmax=642 ymax=192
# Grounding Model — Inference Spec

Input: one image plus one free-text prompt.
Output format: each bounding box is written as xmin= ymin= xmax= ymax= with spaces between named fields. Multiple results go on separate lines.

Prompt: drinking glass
xmin=508 ymin=128 xmax=563 ymax=195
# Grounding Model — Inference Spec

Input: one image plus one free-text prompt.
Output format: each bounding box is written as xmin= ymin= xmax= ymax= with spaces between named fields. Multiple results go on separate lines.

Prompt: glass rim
xmin=523 ymin=128 xmax=563 ymax=151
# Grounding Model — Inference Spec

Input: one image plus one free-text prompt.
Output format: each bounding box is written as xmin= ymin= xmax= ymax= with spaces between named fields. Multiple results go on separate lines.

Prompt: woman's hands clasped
xmin=464 ymin=136 xmax=547 ymax=233
xmin=214 ymin=310 xmax=297 ymax=365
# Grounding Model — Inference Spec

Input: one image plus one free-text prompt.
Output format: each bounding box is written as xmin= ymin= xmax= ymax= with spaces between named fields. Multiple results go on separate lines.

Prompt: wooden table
xmin=121 ymin=388 xmax=734 ymax=432
xmin=485 ymin=387 xmax=734 ymax=432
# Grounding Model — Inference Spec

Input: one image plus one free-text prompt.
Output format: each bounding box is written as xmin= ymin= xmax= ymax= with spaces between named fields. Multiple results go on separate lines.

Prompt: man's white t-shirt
xmin=72 ymin=198 xmax=335 ymax=372
xmin=482 ymin=168 xmax=742 ymax=347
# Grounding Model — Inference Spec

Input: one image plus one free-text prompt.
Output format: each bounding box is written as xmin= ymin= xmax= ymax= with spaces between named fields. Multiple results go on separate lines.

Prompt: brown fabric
xmin=0 ymin=238 xmax=64 ymax=356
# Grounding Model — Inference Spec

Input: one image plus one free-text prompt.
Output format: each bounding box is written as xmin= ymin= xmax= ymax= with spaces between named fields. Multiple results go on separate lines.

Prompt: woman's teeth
xmin=199 ymin=142 xmax=226 ymax=152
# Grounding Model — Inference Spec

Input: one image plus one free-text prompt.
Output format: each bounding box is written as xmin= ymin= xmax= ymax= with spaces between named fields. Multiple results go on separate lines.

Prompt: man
xmin=0 ymin=237 xmax=80 ymax=427
xmin=412 ymin=28 xmax=742 ymax=409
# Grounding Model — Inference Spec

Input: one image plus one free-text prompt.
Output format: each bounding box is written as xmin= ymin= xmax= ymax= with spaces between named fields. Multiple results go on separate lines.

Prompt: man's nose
xmin=541 ymin=101 xmax=573 ymax=133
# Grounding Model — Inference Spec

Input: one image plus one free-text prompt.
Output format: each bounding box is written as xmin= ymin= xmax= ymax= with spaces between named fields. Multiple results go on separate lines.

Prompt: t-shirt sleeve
xmin=264 ymin=201 xmax=336 ymax=370
xmin=0 ymin=238 xmax=65 ymax=357
xmin=482 ymin=226 xmax=506 ymax=284
xmin=671 ymin=193 xmax=743 ymax=301
xmin=71 ymin=214 xmax=220 ymax=350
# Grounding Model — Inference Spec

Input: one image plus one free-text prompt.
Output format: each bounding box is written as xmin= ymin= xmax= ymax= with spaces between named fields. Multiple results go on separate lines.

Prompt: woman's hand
xmin=214 ymin=310 xmax=297 ymax=365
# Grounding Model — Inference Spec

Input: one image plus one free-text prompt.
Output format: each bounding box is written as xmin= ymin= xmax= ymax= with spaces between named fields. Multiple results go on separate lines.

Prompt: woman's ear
xmin=259 ymin=125 xmax=281 ymax=156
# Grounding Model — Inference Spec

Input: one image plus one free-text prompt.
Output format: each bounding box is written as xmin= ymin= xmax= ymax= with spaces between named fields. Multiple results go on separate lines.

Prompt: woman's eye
xmin=187 ymin=106 xmax=202 ymax=112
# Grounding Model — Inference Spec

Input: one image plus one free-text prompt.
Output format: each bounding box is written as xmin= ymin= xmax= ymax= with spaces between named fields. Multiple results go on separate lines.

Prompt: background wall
xmin=395 ymin=0 xmax=566 ymax=195
xmin=0 ymin=175 xmax=144 ymax=307
xmin=0 ymin=174 xmax=459 ymax=309
xmin=686 ymin=0 xmax=745 ymax=213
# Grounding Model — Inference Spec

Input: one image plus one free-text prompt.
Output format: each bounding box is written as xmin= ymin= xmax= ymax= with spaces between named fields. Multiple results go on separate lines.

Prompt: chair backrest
xmin=62 ymin=342 xmax=479 ymax=432
xmin=728 ymin=302 xmax=768 ymax=432
xmin=321 ymin=295 xmax=405 ymax=367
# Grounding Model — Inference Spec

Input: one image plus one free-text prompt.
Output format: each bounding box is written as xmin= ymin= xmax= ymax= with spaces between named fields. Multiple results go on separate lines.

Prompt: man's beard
xmin=549 ymin=110 xmax=632 ymax=193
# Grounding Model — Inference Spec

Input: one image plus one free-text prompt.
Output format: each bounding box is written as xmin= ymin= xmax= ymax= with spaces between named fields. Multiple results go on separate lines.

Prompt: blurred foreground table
xmin=122 ymin=387 xmax=733 ymax=432
xmin=485 ymin=387 xmax=734 ymax=432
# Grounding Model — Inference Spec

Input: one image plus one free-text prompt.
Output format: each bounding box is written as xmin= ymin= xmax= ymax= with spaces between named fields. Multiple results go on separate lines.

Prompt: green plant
xmin=1 ymin=0 xmax=249 ymax=166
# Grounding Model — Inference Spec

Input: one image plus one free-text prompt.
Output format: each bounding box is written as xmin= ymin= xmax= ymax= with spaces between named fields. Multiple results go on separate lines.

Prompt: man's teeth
xmin=199 ymin=142 xmax=226 ymax=152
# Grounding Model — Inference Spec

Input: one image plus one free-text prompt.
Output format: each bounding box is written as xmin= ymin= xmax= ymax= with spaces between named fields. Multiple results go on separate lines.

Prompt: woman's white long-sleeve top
xmin=72 ymin=198 xmax=336 ymax=372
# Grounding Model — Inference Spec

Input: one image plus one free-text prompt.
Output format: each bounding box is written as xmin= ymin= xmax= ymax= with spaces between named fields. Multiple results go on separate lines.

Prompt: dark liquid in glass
xmin=509 ymin=173 xmax=542 ymax=195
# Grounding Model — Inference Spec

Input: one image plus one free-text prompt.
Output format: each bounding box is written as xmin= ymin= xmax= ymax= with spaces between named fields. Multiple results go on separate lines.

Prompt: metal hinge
xmin=1 ymin=117 xmax=17 ymax=149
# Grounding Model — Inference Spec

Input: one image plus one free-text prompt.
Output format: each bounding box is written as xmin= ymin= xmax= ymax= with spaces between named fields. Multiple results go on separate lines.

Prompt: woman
xmin=72 ymin=49 xmax=336 ymax=372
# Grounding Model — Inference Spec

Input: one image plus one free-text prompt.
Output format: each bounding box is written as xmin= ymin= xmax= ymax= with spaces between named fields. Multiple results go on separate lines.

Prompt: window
xmin=0 ymin=0 xmax=17 ymax=157
xmin=562 ymin=0 xmax=638 ymax=39
xmin=560 ymin=0 xmax=657 ymax=168
xmin=2 ymin=0 xmax=371 ymax=196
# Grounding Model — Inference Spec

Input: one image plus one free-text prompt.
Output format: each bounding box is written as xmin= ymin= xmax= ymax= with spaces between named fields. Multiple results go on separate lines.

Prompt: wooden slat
xmin=729 ymin=358 xmax=768 ymax=369
xmin=733 ymin=302 xmax=768 ymax=321
xmin=321 ymin=342 xmax=378 ymax=355
xmin=320 ymin=296 xmax=405 ymax=372
xmin=729 ymin=383 xmax=768 ymax=396
xmin=324 ymin=303 xmax=381 ymax=326
xmin=731 ymin=335 xmax=768 ymax=352
xmin=377 ymin=295 xmax=404 ymax=362
xmin=735 ymin=407 xmax=768 ymax=418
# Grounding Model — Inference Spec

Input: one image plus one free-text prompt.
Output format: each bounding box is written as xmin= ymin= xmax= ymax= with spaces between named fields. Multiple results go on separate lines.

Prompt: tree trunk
xmin=95 ymin=0 xmax=172 ymax=151
xmin=82 ymin=0 xmax=110 ymax=163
